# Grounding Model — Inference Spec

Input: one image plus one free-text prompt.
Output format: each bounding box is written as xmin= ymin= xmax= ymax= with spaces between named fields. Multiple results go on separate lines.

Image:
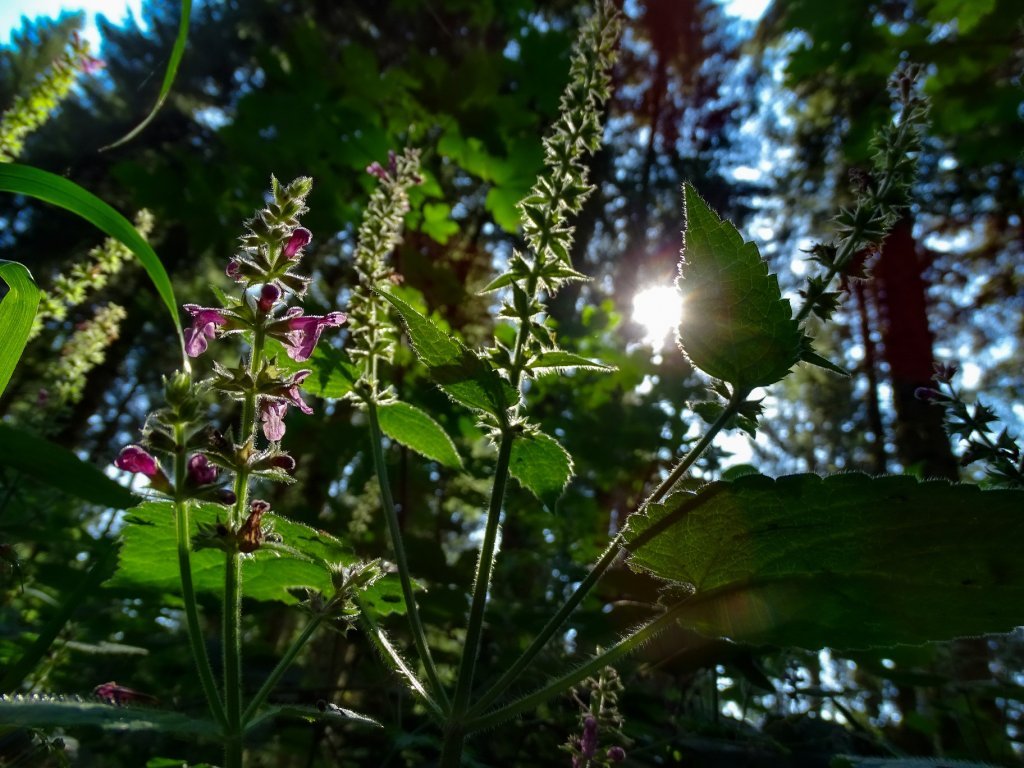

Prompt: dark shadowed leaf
xmin=0 ymin=423 xmax=137 ymax=508
xmin=624 ymin=473 xmax=1024 ymax=649
xmin=0 ymin=695 xmax=219 ymax=736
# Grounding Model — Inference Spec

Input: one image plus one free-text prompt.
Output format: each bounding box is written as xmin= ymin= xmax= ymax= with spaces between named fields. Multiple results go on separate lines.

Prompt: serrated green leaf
xmin=508 ymin=430 xmax=573 ymax=510
xmin=107 ymin=502 xmax=355 ymax=605
xmin=378 ymin=290 xmax=517 ymax=416
xmin=527 ymin=351 xmax=616 ymax=373
xmin=800 ymin=336 xmax=851 ymax=376
xmin=0 ymin=423 xmax=137 ymax=508
xmin=676 ymin=184 xmax=801 ymax=388
xmin=834 ymin=759 xmax=998 ymax=768
xmin=479 ymin=273 xmax=518 ymax=293
xmin=0 ymin=261 xmax=39 ymax=396
xmin=624 ymin=473 xmax=1024 ymax=649
xmin=267 ymin=339 xmax=359 ymax=399
xmin=357 ymin=574 xmax=410 ymax=617
xmin=246 ymin=703 xmax=380 ymax=732
xmin=377 ymin=401 xmax=462 ymax=468
xmin=0 ymin=695 xmax=219 ymax=736
xmin=0 ymin=164 xmax=182 ymax=353
xmin=101 ymin=0 xmax=192 ymax=149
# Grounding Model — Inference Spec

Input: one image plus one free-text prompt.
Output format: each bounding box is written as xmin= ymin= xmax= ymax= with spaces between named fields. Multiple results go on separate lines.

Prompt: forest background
xmin=0 ymin=0 xmax=1022 ymax=765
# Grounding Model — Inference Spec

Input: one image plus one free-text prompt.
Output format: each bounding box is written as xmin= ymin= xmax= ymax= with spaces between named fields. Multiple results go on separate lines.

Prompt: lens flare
xmin=632 ymin=285 xmax=683 ymax=350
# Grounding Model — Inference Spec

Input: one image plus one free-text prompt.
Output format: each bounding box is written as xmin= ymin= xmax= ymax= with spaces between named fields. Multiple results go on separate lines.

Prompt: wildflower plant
xmin=3 ymin=2 xmax=1024 ymax=766
xmin=0 ymin=31 xmax=102 ymax=163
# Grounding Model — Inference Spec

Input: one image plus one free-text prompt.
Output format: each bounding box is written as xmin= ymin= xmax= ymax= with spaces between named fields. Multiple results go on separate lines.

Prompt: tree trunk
xmin=873 ymin=217 xmax=958 ymax=480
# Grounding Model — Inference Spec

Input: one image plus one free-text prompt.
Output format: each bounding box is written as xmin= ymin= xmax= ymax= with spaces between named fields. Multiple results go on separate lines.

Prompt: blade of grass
xmin=100 ymin=0 xmax=192 ymax=150
xmin=0 ymin=261 xmax=40 ymax=396
xmin=0 ymin=164 xmax=184 ymax=358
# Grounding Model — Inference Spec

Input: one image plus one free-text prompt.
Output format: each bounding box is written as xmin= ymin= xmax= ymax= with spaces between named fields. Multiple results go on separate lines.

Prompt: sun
xmin=632 ymin=284 xmax=683 ymax=350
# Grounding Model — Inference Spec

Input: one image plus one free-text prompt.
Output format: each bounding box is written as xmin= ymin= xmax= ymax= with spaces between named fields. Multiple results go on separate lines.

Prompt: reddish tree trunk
xmin=873 ymin=218 xmax=958 ymax=480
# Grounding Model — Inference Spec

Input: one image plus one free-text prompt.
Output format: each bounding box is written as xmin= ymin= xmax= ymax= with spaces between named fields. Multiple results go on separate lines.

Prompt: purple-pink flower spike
xmin=282 ymin=227 xmax=312 ymax=260
xmin=183 ymin=305 xmax=228 ymax=357
xmin=115 ymin=445 xmax=160 ymax=477
xmin=283 ymin=311 xmax=347 ymax=361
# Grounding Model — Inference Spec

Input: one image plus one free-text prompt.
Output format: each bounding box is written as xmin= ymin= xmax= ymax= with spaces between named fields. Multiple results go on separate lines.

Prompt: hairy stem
xmin=223 ymin=552 xmax=243 ymax=768
xmin=366 ymin=401 xmax=448 ymax=710
xmin=470 ymin=390 xmax=746 ymax=714
xmin=466 ymin=600 xmax=692 ymax=734
xmin=356 ymin=596 xmax=445 ymax=720
xmin=172 ymin=422 xmax=227 ymax=729
xmin=440 ymin=432 xmax=515 ymax=765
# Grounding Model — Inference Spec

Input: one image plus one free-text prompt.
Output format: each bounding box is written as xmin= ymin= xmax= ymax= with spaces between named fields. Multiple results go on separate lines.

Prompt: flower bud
xmin=115 ymin=445 xmax=159 ymax=477
xmin=607 ymin=746 xmax=626 ymax=762
xmin=187 ymin=454 xmax=218 ymax=486
xmin=257 ymin=283 xmax=281 ymax=314
xmin=282 ymin=227 xmax=312 ymax=260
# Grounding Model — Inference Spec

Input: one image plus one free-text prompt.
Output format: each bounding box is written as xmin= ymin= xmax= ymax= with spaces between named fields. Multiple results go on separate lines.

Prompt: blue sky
xmin=1 ymin=0 xmax=144 ymax=52
xmin=2 ymin=0 xmax=770 ymax=54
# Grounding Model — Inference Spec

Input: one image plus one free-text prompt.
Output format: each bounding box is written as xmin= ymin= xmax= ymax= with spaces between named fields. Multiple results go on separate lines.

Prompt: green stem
xmin=241 ymin=613 xmax=324 ymax=725
xmin=222 ymin=328 xmax=265 ymax=766
xmin=223 ymin=550 xmax=243 ymax=768
xmin=465 ymin=600 xmax=691 ymax=734
xmin=440 ymin=432 xmax=515 ymax=765
xmin=356 ymin=597 xmax=445 ymax=720
xmin=646 ymin=386 xmax=750 ymax=504
xmin=469 ymin=391 xmax=746 ymax=715
xmin=172 ymin=422 xmax=227 ymax=729
xmin=366 ymin=401 xmax=448 ymax=710
xmin=175 ymin=497 xmax=228 ymax=728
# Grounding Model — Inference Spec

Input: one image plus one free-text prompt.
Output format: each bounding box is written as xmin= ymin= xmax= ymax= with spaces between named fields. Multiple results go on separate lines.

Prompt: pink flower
xmin=225 ymin=260 xmax=243 ymax=282
xmin=81 ymin=56 xmax=105 ymax=75
xmin=260 ymin=400 xmax=288 ymax=442
xmin=281 ymin=311 xmax=346 ymax=362
xmin=366 ymin=161 xmax=388 ymax=181
xmin=183 ymin=305 xmax=227 ymax=357
xmin=282 ymin=227 xmax=312 ymax=260
xmin=187 ymin=454 xmax=218 ymax=485
xmin=258 ymin=370 xmax=314 ymax=442
xmin=115 ymin=445 xmax=159 ymax=477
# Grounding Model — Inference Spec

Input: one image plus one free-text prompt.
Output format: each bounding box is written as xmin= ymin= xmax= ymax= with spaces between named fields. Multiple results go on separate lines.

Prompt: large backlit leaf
xmin=508 ymin=430 xmax=573 ymax=510
xmin=0 ymin=164 xmax=182 ymax=351
xmin=623 ymin=473 xmax=1024 ymax=649
xmin=377 ymin=401 xmax=462 ymax=468
xmin=378 ymin=290 xmax=518 ymax=416
xmin=101 ymin=0 xmax=192 ymax=149
xmin=0 ymin=423 xmax=137 ymax=508
xmin=676 ymin=184 xmax=801 ymax=388
xmin=0 ymin=695 xmax=218 ymax=736
xmin=0 ymin=261 xmax=39 ymax=396
xmin=107 ymin=502 xmax=355 ymax=605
